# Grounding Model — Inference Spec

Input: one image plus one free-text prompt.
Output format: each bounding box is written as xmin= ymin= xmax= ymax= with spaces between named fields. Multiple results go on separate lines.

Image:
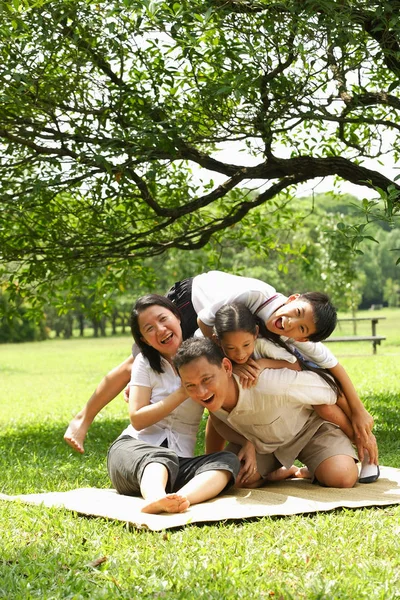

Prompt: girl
xmin=107 ymin=294 xmax=239 ymax=514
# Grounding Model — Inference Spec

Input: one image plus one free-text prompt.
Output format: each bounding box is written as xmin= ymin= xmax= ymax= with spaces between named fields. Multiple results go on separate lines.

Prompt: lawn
xmin=1 ymin=308 xmax=400 ymax=599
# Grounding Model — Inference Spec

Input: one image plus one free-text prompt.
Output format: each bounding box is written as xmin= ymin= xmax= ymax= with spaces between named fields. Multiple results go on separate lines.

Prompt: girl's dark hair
xmin=216 ymin=302 xmax=342 ymax=398
xmin=214 ymin=302 xmax=258 ymax=338
xmin=130 ymin=294 xmax=182 ymax=373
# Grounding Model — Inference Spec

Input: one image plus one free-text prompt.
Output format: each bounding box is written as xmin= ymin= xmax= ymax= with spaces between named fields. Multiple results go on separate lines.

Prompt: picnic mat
xmin=1 ymin=466 xmax=400 ymax=531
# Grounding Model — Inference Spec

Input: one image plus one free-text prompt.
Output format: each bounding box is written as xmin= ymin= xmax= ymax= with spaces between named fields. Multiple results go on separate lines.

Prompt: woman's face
xmin=138 ymin=304 xmax=182 ymax=358
xmin=219 ymin=330 xmax=257 ymax=364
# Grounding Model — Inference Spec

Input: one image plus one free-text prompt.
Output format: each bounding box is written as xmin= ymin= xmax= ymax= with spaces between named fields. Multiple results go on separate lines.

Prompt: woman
xmin=107 ymin=294 xmax=239 ymax=514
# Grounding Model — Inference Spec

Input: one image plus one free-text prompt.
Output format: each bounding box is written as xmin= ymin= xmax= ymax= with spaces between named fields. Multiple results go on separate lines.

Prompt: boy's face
xmin=179 ymin=356 xmax=233 ymax=412
xmin=265 ymin=295 xmax=316 ymax=342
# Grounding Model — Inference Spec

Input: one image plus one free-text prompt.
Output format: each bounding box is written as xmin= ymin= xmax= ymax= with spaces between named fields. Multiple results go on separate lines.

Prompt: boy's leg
xmin=65 ymin=355 xmax=134 ymax=453
xmin=298 ymin=422 xmax=358 ymax=488
xmin=314 ymin=455 xmax=359 ymax=488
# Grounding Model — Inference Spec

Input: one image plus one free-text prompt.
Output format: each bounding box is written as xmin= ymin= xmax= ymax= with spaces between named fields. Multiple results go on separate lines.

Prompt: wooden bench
xmin=324 ymin=317 xmax=386 ymax=354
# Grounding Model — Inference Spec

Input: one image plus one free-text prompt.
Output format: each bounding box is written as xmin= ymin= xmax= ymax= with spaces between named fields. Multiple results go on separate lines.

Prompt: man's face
xmin=179 ymin=356 xmax=232 ymax=412
xmin=265 ymin=296 xmax=316 ymax=341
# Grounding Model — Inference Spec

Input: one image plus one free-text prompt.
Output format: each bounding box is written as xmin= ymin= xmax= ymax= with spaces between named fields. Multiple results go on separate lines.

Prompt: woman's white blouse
xmin=120 ymin=353 xmax=204 ymax=457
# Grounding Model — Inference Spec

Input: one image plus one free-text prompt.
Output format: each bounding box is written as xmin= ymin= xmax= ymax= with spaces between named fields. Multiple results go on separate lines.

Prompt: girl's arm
xmin=233 ymin=357 xmax=301 ymax=389
xmin=129 ymin=385 xmax=188 ymax=430
xmin=329 ymin=362 xmax=374 ymax=444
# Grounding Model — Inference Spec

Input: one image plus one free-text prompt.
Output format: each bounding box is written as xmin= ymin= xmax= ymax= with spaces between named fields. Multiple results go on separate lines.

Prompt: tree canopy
xmin=1 ymin=0 xmax=400 ymax=309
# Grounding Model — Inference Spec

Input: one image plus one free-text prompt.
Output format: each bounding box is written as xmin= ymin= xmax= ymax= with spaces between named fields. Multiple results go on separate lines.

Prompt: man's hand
xmin=236 ymin=441 xmax=259 ymax=485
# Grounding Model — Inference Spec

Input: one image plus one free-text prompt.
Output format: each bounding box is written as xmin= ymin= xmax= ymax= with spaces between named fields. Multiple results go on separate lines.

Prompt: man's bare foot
xmin=265 ymin=465 xmax=306 ymax=482
xmin=141 ymin=494 xmax=190 ymax=514
xmin=64 ymin=415 xmax=88 ymax=454
xmin=294 ymin=466 xmax=311 ymax=479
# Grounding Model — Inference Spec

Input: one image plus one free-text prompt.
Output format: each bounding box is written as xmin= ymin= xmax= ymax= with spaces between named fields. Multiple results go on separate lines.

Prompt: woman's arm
xmin=209 ymin=413 xmax=249 ymax=446
xmin=209 ymin=415 xmax=258 ymax=484
xmin=205 ymin=415 xmax=226 ymax=453
xmin=129 ymin=385 xmax=188 ymax=430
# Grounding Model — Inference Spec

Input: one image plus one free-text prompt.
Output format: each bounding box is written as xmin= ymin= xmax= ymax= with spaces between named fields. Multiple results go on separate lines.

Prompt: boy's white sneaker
xmin=359 ymin=451 xmax=380 ymax=484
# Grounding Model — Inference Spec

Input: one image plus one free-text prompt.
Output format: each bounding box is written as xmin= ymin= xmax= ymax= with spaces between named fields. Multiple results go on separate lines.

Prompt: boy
xmin=173 ymin=338 xmax=376 ymax=488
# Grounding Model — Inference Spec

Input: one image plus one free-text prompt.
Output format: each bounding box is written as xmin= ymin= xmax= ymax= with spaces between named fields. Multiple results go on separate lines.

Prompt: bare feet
xmin=64 ymin=414 xmax=88 ymax=454
xmin=265 ymin=465 xmax=310 ymax=482
xmin=141 ymin=493 xmax=190 ymax=514
xmin=294 ymin=466 xmax=312 ymax=479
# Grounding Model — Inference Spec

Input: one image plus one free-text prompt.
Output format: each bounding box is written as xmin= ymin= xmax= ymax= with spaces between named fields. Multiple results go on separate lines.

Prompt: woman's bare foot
xmin=64 ymin=414 xmax=88 ymax=454
xmin=141 ymin=494 xmax=190 ymax=514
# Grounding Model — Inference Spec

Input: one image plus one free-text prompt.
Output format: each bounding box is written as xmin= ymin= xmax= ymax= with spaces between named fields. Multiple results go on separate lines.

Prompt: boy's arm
xmin=197 ymin=318 xmax=214 ymax=339
xmin=329 ymin=362 xmax=374 ymax=444
xmin=313 ymin=404 xmax=355 ymax=445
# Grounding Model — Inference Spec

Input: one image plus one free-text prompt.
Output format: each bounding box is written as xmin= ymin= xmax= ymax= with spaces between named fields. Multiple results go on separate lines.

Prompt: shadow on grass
xmin=363 ymin=392 xmax=400 ymax=468
xmin=0 ymin=415 xmax=209 ymax=496
xmin=1 ymin=397 xmax=398 ymax=495
xmin=0 ymin=419 xmax=127 ymax=495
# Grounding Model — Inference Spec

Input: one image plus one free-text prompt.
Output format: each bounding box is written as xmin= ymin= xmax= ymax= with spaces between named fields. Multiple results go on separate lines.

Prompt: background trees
xmin=1 ymin=0 xmax=399 ymax=318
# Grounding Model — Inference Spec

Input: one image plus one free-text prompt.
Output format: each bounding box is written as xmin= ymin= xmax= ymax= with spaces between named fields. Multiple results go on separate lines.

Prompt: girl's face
xmin=138 ymin=305 xmax=182 ymax=358
xmin=219 ymin=330 xmax=257 ymax=364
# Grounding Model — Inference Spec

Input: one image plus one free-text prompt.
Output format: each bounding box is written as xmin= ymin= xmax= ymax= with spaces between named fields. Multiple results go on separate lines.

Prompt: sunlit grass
xmin=1 ymin=309 xmax=400 ymax=598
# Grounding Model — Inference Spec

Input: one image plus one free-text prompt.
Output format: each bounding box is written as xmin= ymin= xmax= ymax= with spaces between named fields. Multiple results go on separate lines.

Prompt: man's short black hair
xmin=173 ymin=337 xmax=225 ymax=373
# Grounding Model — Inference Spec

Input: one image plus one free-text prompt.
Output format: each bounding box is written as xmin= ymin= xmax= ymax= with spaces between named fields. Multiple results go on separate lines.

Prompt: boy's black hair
xmin=298 ymin=292 xmax=337 ymax=342
xmin=130 ymin=294 xmax=182 ymax=374
xmin=173 ymin=337 xmax=225 ymax=374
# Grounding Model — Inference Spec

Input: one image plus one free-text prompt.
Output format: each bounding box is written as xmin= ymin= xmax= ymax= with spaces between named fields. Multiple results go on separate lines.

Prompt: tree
xmin=1 ymin=0 xmax=400 ymax=311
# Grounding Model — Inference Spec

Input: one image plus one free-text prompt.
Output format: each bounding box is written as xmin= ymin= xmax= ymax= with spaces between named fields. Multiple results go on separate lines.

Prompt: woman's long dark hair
xmin=215 ymin=302 xmax=342 ymax=398
xmin=130 ymin=294 xmax=182 ymax=373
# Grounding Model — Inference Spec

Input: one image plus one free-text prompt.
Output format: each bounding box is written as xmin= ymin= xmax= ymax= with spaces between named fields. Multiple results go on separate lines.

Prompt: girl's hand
xmin=233 ymin=359 xmax=261 ymax=389
xmin=236 ymin=441 xmax=258 ymax=484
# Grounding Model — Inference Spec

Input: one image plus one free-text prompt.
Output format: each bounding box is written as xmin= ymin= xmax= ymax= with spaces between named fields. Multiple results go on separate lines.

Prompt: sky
xmin=211 ymin=142 xmax=399 ymax=202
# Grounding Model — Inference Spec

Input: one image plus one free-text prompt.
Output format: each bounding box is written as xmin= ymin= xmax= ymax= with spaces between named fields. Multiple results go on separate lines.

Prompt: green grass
xmin=1 ymin=309 xmax=400 ymax=599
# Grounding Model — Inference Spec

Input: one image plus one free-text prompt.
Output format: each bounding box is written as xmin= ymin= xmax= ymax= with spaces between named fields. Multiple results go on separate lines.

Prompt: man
xmin=173 ymin=337 xmax=363 ymax=488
